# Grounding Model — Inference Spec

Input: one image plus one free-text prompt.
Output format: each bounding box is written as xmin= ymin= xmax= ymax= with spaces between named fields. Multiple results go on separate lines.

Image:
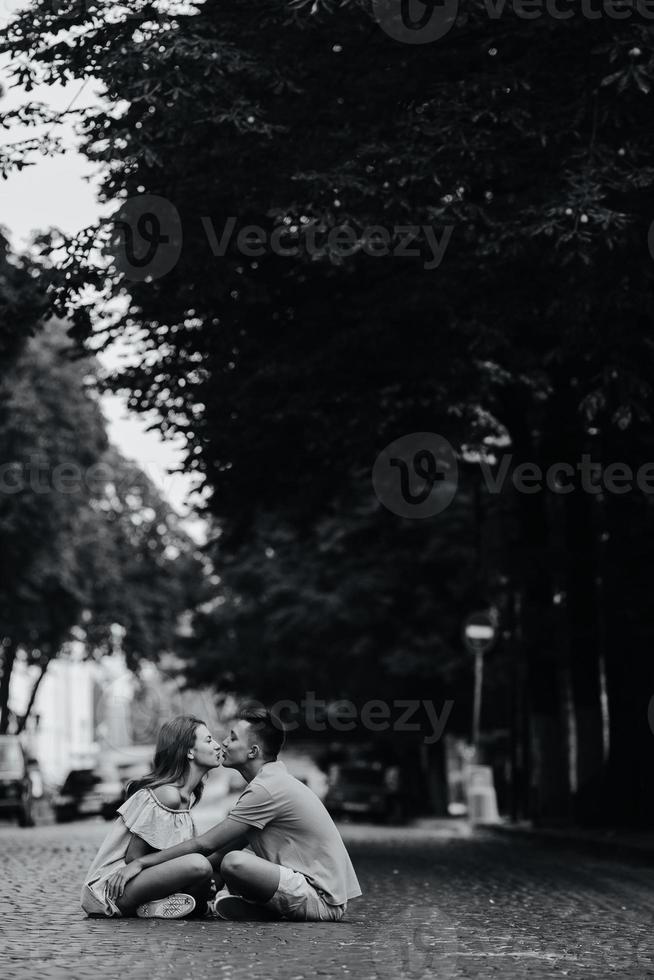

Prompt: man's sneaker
xmin=136 ymin=893 xmax=196 ymax=919
xmin=208 ymin=886 xmax=231 ymax=915
xmin=212 ymin=893 xmax=276 ymax=922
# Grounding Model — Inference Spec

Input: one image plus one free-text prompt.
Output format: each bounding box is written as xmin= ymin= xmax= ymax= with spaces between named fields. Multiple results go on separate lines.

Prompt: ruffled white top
xmin=80 ymin=787 xmax=196 ymax=916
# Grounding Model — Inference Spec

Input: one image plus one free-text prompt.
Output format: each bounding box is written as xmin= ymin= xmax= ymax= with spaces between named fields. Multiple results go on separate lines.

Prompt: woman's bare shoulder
xmin=149 ymin=784 xmax=185 ymax=809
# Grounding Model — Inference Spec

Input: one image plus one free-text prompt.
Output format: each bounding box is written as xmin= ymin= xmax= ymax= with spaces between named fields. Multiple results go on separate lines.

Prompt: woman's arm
xmin=104 ymin=818 xmax=248 ymax=900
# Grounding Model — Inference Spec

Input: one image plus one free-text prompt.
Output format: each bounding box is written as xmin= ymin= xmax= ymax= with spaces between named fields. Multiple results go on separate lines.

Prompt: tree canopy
xmin=3 ymin=2 xmax=654 ymax=519
xmin=4 ymin=0 xmax=654 ymax=819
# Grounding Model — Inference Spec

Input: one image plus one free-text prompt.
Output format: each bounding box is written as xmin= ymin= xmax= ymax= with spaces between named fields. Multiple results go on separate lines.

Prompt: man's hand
xmin=106 ymin=860 xmax=143 ymax=905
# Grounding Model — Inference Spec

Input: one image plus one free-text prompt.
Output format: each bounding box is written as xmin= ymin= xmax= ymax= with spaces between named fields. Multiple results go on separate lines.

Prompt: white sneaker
xmin=136 ymin=893 xmax=196 ymax=919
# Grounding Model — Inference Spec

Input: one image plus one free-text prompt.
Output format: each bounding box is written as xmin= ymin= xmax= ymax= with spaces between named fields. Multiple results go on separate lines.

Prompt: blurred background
xmin=2 ymin=0 xmax=654 ymax=837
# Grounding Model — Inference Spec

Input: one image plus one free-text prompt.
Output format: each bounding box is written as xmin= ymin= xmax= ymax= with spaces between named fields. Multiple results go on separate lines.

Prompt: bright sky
xmin=1 ymin=2 xmax=206 ymax=536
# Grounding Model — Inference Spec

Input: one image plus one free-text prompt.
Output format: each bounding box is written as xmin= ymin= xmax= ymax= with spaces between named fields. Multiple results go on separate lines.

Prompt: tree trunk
xmin=16 ymin=660 xmax=50 ymax=735
xmin=567 ymin=483 xmax=607 ymax=825
xmin=517 ymin=458 xmax=568 ymax=823
xmin=421 ymin=738 xmax=449 ymax=816
xmin=509 ymin=589 xmax=529 ymax=821
xmin=542 ymin=487 xmax=575 ymax=822
xmin=0 ymin=639 xmax=18 ymax=735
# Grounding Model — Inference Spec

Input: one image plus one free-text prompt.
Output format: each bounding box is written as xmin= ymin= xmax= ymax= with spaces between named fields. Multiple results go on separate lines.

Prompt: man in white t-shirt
xmin=105 ymin=707 xmax=362 ymax=921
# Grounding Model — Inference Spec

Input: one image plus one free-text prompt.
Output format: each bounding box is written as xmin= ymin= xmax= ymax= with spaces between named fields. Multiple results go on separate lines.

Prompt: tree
xmin=0 ymin=318 xmax=107 ymax=730
xmin=78 ymin=445 xmax=209 ymax=673
xmin=5 ymin=1 xmax=654 ymax=821
xmin=0 ymin=320 xmax=206 ymax=732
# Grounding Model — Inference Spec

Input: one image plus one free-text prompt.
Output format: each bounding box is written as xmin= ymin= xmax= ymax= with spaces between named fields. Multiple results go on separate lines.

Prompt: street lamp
xmin=463 ymin=609 xmax=498 ymax=760
xmin=463 ymin=608 xmax=501 ymax=825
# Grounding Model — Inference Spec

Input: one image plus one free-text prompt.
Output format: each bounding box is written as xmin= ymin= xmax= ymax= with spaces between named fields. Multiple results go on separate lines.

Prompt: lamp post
xmin=463 ymin=609 xmax=498 ymax=760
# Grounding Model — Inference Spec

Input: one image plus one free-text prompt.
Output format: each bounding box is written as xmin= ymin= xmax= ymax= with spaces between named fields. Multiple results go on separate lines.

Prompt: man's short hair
xmin=239 ymin=705 xmax=286 ymax=760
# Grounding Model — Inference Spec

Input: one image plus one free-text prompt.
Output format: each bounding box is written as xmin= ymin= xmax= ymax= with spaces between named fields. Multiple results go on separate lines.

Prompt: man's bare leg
xmin=207 ymin=835 xmax=249 ymax=892
xmin=219 ymin=850 xmax=280 ymax=903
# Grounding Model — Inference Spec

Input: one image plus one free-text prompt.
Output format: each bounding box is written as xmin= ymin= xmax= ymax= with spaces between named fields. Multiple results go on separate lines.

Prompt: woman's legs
xmin=115 ymin=854 xmax=212 ymax=915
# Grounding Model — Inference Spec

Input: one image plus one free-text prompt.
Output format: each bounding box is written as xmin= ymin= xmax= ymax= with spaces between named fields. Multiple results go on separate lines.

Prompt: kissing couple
xmin=81 ymin=707 xmax=362 ymax=921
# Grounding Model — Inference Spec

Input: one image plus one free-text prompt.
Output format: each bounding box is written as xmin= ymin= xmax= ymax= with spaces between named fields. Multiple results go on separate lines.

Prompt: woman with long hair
xmin=81 ymin=715 xmax=222 ymax=919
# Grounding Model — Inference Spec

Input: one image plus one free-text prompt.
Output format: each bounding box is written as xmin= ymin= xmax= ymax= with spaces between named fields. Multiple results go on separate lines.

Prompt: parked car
xmin=324 ymin=763 xmax=407 ymax=824
xmin=54 ymin=766 xmax=126 ymax=822
xmin=54 ymin=745 xmax=158 ymax=823
xmin=54 ymin=769 xmax=101 ymax=822
xmin=0 ymin=735 xmax=34 ymax=827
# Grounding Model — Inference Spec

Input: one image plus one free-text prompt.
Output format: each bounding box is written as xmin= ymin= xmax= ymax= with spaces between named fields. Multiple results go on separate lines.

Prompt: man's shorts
xmin=264 ymin=864 xmax=347 ymax=922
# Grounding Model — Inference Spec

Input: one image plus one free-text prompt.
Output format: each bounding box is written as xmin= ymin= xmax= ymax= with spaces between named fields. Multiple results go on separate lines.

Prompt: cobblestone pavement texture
xmin=1 ymin=817 xmax=654 ymax=980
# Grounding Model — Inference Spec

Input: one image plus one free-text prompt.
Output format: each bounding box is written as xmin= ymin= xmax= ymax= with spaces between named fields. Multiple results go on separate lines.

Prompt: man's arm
xmin=131 ymin=817 xmax=247 ymax=871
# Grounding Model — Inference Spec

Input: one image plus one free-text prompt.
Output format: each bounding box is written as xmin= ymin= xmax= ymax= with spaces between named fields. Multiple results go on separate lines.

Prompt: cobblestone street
xmin=2 ymin=817 xmax=654 ymax=980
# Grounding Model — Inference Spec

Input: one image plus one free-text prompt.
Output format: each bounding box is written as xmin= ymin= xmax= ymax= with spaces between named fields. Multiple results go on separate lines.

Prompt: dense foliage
xmin=4 ymin=0 xmax=654 ymax=818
